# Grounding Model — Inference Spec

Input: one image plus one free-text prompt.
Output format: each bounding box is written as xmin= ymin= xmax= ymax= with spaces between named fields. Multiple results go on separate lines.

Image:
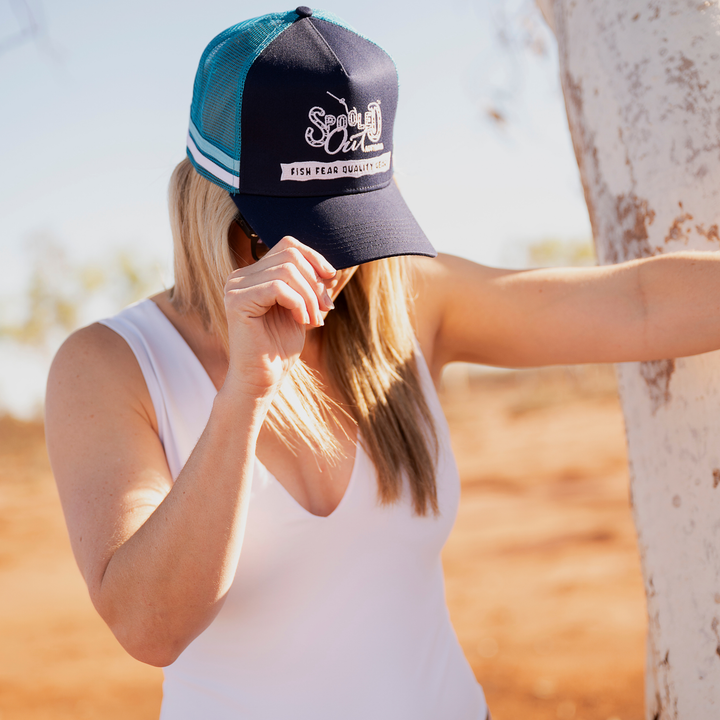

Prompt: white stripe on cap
xmin=187 ymin=133 xmax=240 ymax=189
xmin=188 ymin=120 xmax=240 ymax=172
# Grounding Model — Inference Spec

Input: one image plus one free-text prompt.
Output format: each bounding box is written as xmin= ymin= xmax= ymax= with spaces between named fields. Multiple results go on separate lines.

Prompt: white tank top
xmin=100 ymin=299 xmax=487 ymax=720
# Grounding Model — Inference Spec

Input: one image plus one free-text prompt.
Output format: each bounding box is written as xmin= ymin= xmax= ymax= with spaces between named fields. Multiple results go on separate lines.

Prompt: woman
xmin=45 ymin=8 xmax=720 ymax=720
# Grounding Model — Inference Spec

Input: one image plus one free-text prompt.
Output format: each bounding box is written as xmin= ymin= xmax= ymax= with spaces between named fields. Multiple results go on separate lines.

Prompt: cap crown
xmin=187 ymin=9 xmax=398 ymax=197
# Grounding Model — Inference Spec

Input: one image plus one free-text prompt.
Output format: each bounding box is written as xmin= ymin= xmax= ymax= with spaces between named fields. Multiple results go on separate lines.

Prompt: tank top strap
xmin=98 ymin=299 xmax=216 ymax=479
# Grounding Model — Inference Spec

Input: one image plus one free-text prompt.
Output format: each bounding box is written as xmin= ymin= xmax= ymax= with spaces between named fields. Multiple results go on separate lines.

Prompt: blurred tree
xmin=0 ymin=233 xmax=163 ymax=350
xmin=526 ymin=236 xmax=595 ymax=267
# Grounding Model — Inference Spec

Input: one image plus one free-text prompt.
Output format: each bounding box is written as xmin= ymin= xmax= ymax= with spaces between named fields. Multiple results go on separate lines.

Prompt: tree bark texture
xmin=539 ymin=1 xmax=720 ymax=717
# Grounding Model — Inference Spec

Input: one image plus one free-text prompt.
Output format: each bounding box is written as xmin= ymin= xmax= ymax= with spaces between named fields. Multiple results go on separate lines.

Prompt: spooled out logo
xmin=305 ymin=92 xmax=383 ymax=155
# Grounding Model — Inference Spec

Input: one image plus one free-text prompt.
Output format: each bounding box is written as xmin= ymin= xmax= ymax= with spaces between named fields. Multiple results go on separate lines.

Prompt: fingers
xmin=270 ymin=247 xmax=334 ymax=314
xmin=225 ymin=279 xmax=312 ymax=327
xmin=261 ymin=280 xmax=313 ymax=327
xmin=226 ymin=259 xmax=325 ymax=326
xmin=271 ymin=236 xmax=336 ymax=280
xmin=227 ymin=236 xmax=338 ymax=326
xmin=259 ymin=237 xmax=336 ymax=311
xmin=270 ymin=261 xmax=326 ymax=325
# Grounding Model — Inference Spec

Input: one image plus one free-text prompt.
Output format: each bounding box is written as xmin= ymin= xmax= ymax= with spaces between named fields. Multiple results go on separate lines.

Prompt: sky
xmin=0 ymin=0 xmax=591 ymax=416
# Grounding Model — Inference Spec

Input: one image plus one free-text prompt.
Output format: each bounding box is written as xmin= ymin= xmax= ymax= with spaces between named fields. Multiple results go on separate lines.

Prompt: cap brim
xmin=230 ymin=181 xmax=437 ymax=270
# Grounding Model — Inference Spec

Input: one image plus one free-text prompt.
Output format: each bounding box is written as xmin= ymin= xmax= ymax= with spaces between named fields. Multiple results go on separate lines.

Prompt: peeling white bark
xmin=541 ymin=1 xmax=720 ymax=717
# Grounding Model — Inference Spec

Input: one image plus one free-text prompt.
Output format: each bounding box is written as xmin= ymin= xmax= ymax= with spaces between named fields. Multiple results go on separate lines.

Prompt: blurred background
xmin=0 ymin=2 xmax=645 ymax=719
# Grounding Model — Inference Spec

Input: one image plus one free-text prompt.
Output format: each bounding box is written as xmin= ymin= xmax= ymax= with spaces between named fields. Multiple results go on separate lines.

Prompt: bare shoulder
xmin=47 ymin=322 xmax=157 ymax=434
xmin=407 ymin=254 xmax=503 ymax=377
xmin=409 ymin=253 xmax=501 ymax=313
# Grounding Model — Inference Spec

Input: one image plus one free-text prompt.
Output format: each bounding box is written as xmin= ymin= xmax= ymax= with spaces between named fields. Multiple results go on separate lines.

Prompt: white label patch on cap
xmin=280 ymin=151 xmax=391 ymax=182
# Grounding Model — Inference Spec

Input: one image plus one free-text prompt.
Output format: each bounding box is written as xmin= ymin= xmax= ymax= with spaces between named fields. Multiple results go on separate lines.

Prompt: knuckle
xmin=278 ymin=262 xmax=296 ymax=280
xmin=223 ymin=288 xmax=243 ymax=310
xmin=286 ymin=247 xmax=303 ymax=263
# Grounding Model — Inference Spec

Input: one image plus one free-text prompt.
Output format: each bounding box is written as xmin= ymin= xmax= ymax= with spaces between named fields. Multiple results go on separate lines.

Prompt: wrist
xmin=212 ymin=381 xmax=273 ymax=434
xmin=220 ymin=360 xmax=286 ymax=404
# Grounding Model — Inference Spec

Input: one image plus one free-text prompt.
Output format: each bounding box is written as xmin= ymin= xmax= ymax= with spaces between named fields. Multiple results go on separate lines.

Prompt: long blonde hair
xmin=168 ymin=158 xmax=439 ymax=515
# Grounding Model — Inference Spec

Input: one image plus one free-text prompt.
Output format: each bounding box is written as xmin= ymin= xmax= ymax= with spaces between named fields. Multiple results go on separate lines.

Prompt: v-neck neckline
xmin=144 ymin=298 xmax=360 ymax=520
xmin=253 ymin=445 xmax=361 ymax=520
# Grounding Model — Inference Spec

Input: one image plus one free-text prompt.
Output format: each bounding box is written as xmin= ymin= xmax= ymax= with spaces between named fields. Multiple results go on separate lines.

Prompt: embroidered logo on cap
xmin=305 ymin=92 xmax=383 ymax=155
xmin=280 ymin=92 xmax=389 ymax=182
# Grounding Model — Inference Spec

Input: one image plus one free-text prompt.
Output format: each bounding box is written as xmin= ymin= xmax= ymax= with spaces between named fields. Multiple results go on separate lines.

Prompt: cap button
xmin=296 ymin=6 xmax=313 ymax=18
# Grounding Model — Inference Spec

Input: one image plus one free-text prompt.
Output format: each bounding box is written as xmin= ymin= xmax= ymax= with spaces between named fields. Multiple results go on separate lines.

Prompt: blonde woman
xmin=45 ymin=8 xmax=720 ymax=720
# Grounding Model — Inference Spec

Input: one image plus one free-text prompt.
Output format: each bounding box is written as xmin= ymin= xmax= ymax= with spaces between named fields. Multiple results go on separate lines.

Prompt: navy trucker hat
xmin=186 ymin=6 xmax=437 ymax=270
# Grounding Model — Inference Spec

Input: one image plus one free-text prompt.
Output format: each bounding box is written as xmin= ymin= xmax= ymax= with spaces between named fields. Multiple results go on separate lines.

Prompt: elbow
xmin=92 ymin=597 xmax=185 ymax=666
xmin=90 ymin=578 xmax=220 ymax=667
xmin=112 ymin=621 xmax=189 ymax=667
xmin=130 ymin=648 xmax=182 ymax=669
xmin=94 ymin=597 xmax=193 ymax=667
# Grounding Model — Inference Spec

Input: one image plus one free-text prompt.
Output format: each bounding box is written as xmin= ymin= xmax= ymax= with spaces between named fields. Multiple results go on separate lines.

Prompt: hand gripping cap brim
xmin=231 ymin=180 xmax=437 ymax=270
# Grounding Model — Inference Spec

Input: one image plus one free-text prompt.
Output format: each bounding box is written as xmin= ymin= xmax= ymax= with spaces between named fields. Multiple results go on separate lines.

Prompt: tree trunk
xmin=537 ymin=1 xmax=720 ymax=717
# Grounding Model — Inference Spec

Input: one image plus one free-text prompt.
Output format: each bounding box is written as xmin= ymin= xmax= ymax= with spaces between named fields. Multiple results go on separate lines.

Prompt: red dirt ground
xmin=0 ymin=365 xmax=645 ymax=720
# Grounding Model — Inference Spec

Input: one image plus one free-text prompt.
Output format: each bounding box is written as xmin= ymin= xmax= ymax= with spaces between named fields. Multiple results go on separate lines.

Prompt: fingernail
xmin=322 ymin=291 xmax=334 ymax=309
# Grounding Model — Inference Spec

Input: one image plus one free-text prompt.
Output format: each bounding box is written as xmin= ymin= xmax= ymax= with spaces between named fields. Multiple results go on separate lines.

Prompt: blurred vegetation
xmin=0 ymin=234 xmax=164 ymax=349
xmin=526 ymin=237 xmax=596 ymax=268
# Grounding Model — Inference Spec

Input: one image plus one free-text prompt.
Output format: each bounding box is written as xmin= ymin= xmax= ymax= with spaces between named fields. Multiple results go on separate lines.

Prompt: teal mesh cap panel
xmin=187 ymin=11 xmax=296 ymax=191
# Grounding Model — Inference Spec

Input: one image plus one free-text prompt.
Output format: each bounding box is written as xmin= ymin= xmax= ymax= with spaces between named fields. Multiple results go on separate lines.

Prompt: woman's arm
xmin=47 ymin=325 xmax=265 ymax=667
xmin=413 ymin=251 xmax=720 ymax=378
xmin=46 ymin=237 xmax=335 ymax=667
